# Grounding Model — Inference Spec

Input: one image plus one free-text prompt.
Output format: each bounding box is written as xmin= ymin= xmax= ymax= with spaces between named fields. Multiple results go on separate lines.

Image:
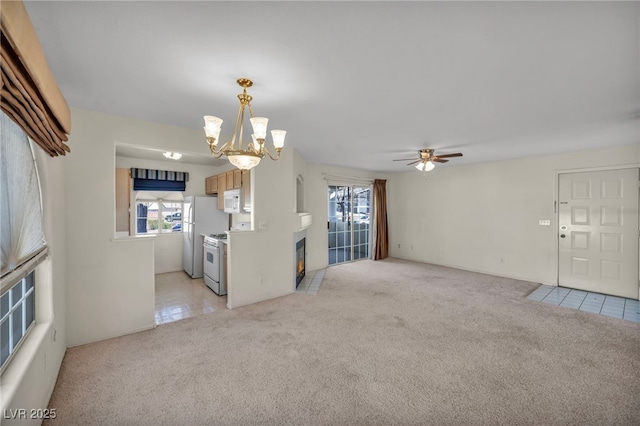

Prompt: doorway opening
xmin=328 ymin=185 xmax=371 ymax=265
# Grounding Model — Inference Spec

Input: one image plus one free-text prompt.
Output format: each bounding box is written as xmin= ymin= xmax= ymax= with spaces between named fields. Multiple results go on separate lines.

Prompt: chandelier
xmin=203 ymin=78 xmax=286 ymax=170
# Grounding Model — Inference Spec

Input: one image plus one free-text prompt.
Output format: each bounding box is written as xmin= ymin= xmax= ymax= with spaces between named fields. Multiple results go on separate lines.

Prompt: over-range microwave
xmin=223 ymin=189 xmax=243 ymax=214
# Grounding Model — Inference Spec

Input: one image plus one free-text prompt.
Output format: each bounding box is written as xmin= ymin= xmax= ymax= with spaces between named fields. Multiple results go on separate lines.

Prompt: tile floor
xmin=295 ymin=269 xmax=326 ymax=295
xmin=527 ymin=285 xmax=640 ymax=323
xmin=155 ymin=271 xmax=227 ymax=325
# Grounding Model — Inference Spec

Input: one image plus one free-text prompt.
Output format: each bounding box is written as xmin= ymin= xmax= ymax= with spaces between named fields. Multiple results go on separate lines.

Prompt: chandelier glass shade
xmin=203 ymin=78 xmax=285 ymax=170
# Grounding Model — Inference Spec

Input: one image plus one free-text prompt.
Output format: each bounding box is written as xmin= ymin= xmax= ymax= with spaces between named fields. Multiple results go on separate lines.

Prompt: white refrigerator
xmin=182 ymin=196 xmax=229 ymax=278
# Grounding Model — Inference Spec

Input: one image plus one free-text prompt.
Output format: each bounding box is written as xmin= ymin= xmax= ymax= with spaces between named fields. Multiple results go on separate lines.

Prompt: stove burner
xmin=209 ymin=233 xmax=228 ymax=239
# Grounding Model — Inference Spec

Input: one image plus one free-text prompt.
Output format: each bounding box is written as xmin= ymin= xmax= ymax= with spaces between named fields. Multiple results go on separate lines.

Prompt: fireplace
xmin=296 ymin=237 xmax=306 ymax=287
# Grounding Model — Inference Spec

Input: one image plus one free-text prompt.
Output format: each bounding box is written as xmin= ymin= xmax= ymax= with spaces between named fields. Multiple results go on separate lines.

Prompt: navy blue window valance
xmin=131 ymin=168 xmax=189 ymax=191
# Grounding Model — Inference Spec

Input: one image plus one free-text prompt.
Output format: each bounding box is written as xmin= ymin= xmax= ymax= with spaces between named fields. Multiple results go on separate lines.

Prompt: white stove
xmin=204 ymin=233 xmax=227 ymax=245
xmin=203 ymin=233 xmax=227 ymax=295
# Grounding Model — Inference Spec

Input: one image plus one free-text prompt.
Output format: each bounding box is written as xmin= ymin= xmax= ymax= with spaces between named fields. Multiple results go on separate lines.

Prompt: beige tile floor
xmin=155 ymin=271 xmax=227 ymax=325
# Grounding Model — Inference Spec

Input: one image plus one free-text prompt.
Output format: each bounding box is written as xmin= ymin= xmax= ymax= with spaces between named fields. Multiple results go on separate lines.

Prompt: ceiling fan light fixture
xmin=395 ymin=148 xmax=462 ymax=171
xmin=415 ymin=160 xmax=435 ymax=171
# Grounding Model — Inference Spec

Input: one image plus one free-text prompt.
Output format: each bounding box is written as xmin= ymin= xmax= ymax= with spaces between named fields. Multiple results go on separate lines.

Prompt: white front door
xmin=558 ymin=169 xmax=639 ymax=299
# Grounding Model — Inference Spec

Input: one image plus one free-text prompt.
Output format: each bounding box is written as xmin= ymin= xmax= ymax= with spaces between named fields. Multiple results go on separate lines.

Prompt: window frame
xmin=1 ymin=269 xmax=37 ymax=374
xmin=134 ymin=199 xmax=184 ymax=235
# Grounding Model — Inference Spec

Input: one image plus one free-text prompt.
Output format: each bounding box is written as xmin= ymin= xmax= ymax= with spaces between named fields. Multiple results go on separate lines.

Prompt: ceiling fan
xmin=394 ymin=149 xmax=463 ymax=171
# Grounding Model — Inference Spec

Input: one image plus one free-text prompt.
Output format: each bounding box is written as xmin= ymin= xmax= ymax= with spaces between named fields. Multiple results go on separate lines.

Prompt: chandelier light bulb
xmin=271 ymin=130 xmax=286 ymax=149
xmin=203 ymin=116 xmax=223 ymax=141
xmin=250 ymin=117 xmax=269 ymax=139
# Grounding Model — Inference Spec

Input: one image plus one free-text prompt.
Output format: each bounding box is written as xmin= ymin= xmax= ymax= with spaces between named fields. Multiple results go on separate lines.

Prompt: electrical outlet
xmin=539 ymin=220 xmax=551 ymax=226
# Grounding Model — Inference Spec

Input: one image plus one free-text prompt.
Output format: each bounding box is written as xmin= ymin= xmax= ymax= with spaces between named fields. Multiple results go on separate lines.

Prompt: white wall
xmin=2 ymin=145 xmax=67 ymax=424
xmin=387 ymin=144 xmax=640 ymax=285
xmin=226 ymin=148 xmax=298 ymax=308
xmin=64 ymin=108 xmax=218 ymax=346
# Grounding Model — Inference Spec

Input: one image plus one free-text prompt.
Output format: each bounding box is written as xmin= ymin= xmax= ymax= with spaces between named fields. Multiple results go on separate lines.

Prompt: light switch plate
xmin=539 ymin=220 xmax=551 ymax=226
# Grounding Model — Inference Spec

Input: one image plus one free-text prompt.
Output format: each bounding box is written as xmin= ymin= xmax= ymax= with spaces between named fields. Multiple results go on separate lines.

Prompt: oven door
xmin=203 ymin=243 xmax=220 ymax=283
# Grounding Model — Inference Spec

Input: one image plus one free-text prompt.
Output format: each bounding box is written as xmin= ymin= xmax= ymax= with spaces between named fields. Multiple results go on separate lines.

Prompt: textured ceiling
xmin=24 ymin=1 xmax=639 ymax=171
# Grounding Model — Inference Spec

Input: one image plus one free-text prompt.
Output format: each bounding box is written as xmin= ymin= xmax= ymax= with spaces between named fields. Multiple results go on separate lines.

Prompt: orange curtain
xmin=1 ymin=1 xmax=71 ymax=156
xmin=373 ymin=179 xmax=388 ymax=260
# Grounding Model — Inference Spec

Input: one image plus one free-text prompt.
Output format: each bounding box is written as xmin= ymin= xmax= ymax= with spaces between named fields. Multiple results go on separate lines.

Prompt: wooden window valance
xmin=1 ymin=1 xmax=71 ymax=156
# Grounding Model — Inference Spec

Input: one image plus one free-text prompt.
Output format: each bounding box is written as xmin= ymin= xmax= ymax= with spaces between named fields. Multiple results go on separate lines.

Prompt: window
xmin=135 ymin=193 xmax=184 ymax=234
xmin=0 ymin=111 xmax=46 ymax=373
xmin=1 ymin=272 xmax=35 ymax=371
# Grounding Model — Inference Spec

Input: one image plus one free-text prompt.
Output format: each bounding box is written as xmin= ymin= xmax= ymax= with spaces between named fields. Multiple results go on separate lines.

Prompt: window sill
xmin=111 ymin=234 xmax=157 ymax=243
xmin=0 ymin=321 xmax=53 ymax=407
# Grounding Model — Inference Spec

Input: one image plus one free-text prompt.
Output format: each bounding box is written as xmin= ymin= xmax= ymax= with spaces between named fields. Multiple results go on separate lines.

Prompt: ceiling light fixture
xmin=394 ymin=149 xmax=463 ymax=171
xmin=415 ymin=160 xmax=435 ymax=172
xmin=203 ymin=78 xmax=286 ymax=170
xmin=163 ymin=151 xmax=182 ymax=160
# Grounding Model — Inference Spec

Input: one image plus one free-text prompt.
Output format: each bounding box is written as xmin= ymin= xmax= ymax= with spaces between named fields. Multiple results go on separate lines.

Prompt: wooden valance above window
xmin=0 ymin=1 xmax=71 ymax=156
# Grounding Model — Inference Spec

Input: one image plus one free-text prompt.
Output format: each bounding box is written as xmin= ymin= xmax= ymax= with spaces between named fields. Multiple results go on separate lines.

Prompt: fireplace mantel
xmin=295 ymin=213 xmax=312 ymax=231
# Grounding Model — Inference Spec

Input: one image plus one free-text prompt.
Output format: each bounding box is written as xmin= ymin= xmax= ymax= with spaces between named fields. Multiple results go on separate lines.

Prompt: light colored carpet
xmin=45 ymin=258 xmax=640 ymax=425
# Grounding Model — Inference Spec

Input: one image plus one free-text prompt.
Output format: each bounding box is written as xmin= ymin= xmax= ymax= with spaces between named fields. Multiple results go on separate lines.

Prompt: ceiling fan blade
xmin=406 ymin=160 xmax=420 ymax=166
xmin=393 ymin=158 xmax=418 ymax=161
xmin=434 ymin=153 xmax=463 ymax=158
xmin=433 ymin=158 xmax=449 ymax=163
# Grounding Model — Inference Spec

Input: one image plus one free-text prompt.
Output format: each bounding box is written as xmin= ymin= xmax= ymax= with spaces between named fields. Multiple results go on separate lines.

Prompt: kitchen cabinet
xmin=226 ymin=170 xmax=234 ymax=190
xmin=242 ymin=170 xmax=251 ymax=211
xmin=115 ymin=168 xmax=130 ymax=234
xmin=233 ymin=169 xmax=242 ymax=189
xmin=205 ymin=169 xmax=250 ymax=210
xmin=217 ymin=172 xmax=226 ymax=209
xmin=205 ymin=175 xmax=218 ymax=195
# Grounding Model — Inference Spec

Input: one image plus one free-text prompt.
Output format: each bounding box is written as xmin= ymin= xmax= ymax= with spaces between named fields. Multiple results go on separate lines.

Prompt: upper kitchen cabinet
xmin=205 ymin=175 xmax=218 ymax=195
xmin=226 ymin=170 xmax=234 ymax=190
xmin=204 ymin=169 xmax=251 ymax=210
xmin=217 ymin=172 xmax=227 ymax=209
xmin=233 ymin=169 xmax=242 ymax=189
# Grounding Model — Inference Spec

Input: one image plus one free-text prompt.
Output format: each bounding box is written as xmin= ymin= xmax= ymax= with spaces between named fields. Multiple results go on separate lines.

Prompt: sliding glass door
xmin=328 ymin=185 xmax=371 ymax=265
